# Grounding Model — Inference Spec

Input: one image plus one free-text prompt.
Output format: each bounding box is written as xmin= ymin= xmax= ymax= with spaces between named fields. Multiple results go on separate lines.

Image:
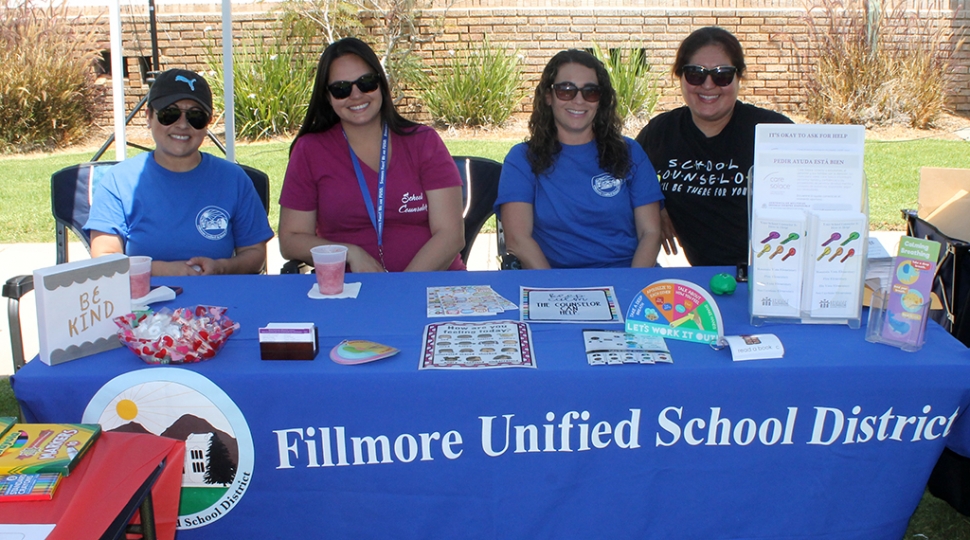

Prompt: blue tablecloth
xmin=12 ymin=267 xmax=970 ymax=539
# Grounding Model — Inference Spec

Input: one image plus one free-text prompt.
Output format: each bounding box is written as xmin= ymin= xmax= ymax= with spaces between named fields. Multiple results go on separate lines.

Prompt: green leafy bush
xmin=418 ymin=38 xmax=527 ymax=128
xmin=0 ymin=0 xmax=102 ymax=152
xmin=798 ymin=0 xmax=962 ymax=128
xmin=591 ymin=43 xmax=660 ymax=124
xmin=206 ymin=33 xmax=315 ymax=140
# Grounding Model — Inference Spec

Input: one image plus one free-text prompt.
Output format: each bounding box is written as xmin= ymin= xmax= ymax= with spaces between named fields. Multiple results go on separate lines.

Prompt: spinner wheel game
xmin=625 ymin=279 xmax=724 ymax=344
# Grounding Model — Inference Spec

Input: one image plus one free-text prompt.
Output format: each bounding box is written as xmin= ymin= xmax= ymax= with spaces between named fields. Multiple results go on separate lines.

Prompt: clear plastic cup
xmin=129 ymin=256 xmax=152 ymax=299
xmin=310 ymin=245 xmax=348 ymax=295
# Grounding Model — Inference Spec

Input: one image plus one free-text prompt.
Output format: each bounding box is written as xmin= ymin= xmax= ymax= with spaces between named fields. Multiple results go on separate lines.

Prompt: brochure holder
xmin=864 ymin=236 xmax=941 ymax=352
xmin=865 ymin=288 xmax=930 ymax=352
xmin=747 ymin=124 xmax=868 ymax=329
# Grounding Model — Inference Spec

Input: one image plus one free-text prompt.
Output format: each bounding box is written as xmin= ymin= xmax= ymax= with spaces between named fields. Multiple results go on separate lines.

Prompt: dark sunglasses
xmin=682 ymin=65 xmax=738 ymax=87
xmin=155 ymin=107 xmax=210 ymax=130
xmin=550 ymin=82 xmax=602 ymax=103
xmin=327 ymin=73 xmax=381 ymax=99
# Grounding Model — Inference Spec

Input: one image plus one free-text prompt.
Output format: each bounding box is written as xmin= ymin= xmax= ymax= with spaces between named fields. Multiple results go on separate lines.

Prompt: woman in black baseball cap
xmin=85 ymin=68 xmax=274 ymax=277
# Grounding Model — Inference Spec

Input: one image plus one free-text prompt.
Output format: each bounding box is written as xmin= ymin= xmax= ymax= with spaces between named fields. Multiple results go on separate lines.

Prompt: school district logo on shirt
xmin=196 ymin=206 xmax=230 ymax=240
xmin=591 ymin=173 xmax=624 ymax=198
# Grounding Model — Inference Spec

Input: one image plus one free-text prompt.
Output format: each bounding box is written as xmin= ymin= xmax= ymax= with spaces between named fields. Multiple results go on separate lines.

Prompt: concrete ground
xmin=0 ymin=231 xmax=904 ymax=377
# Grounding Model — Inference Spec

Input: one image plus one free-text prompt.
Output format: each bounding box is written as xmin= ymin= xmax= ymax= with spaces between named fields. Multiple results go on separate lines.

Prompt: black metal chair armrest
xmin=280 ymin=260 xmax=310 ymax=274
xmin=4 ymin=274 xmax=34 ymax=373
xmin=3 ymin=274 xmax=33 ymax=301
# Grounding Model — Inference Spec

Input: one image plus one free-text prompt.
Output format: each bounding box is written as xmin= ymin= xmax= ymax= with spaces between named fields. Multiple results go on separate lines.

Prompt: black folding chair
xmin=453 ymin=155 xmax=501 ymax=265
xmin=903 ymin=209 xmax=970 ymax=346
xmin=3 ymin=161 xmax=271 ymax=374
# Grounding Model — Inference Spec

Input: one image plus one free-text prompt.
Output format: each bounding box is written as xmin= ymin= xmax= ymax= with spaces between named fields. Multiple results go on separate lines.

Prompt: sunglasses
xmin=327 ymin=73 xmax=381 ymax=99
xmin=550 ymin=82 xmax=602 ymax=103
xmin=681 ymin=65 xmax=738 ymax=87
xmin=154 ymin=107 xmax=210 ymax=130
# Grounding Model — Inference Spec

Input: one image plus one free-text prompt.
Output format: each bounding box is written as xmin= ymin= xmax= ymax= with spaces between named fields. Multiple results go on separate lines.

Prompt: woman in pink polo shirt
xmin=279 ymin=37 xmax=465 ymax=272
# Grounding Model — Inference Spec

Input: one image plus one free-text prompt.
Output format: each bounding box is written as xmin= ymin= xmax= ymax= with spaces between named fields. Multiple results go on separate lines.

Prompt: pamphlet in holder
xmin=748 ymin=124 xmax=868 ymax=328
xmin=865 ymin=236 xmax=941 ymax=352
xmin=865 ymin=288 xmax=931 ymax=352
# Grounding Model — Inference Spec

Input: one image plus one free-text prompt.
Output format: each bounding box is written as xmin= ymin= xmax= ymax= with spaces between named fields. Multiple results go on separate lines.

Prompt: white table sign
xmin=521 ymin=286 xmax=622 ymax=323
xmin=33 ymin=253 xmax=130 ymax=365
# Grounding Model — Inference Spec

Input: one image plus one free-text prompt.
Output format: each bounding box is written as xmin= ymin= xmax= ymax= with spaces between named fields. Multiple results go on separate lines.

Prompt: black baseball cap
xmin=148 ymin=68 xmax=213 ymax=114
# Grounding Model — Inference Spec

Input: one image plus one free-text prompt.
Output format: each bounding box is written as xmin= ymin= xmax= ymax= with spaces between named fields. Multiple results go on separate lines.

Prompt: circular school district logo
xmin=196 ymin=206 xmax=230 ymax=240
xmin=591 ymin=173 xmax=624 ymax=197
xmin=82 ymin=368 xmax=254 ymax=530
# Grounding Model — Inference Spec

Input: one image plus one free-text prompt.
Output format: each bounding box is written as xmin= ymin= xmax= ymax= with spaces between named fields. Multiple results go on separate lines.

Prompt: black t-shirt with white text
xmin=636 ymin=101 xmax=793 ymax=267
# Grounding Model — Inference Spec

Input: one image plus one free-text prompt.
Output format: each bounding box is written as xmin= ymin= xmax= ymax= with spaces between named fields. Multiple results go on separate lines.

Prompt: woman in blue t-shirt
xmin=494 ymin=49 xmax=663 ymax=269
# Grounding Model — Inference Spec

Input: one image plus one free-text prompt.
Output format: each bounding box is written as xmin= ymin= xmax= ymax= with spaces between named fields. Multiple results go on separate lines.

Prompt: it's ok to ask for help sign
xmin=33 ymin=253 xmax=131 ymax=365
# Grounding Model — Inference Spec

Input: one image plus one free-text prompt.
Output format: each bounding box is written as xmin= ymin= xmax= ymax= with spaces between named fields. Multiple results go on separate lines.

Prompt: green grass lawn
xmin=2 ymin=137 xmax=968 ymax=243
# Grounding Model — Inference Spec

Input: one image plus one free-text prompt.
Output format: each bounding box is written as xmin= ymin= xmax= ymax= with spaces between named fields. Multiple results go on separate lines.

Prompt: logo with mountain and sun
xmin=82 ymin=368 xmax=254 ymax=529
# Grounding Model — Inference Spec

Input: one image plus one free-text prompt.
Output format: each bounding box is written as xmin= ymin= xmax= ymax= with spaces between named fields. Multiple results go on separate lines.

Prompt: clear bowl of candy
xmin=114 ymin=305 xmax=239 ymax=364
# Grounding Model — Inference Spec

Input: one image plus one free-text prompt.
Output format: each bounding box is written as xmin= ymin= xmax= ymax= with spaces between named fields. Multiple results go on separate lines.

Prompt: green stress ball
xmin=710 ymin=273 xmax=737 ymax=295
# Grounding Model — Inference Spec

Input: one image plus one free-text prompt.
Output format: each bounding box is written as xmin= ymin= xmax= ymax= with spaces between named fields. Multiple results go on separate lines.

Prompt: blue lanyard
xmin=345 ymin=124 xmax=389 ymax=269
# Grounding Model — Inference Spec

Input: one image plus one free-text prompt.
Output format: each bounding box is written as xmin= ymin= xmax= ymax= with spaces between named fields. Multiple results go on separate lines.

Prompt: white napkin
xmin=308 ymin=282 xmax=361 ymax=299
xmin=131 ymin=285 xmax=177 ymax=311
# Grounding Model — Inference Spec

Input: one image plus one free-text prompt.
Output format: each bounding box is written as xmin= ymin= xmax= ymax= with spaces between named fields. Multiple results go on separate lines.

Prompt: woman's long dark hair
xmin=526 ymin=49 xmax=629 ymax=179
xmin=290 ymin=37 xmax=417 ymax=155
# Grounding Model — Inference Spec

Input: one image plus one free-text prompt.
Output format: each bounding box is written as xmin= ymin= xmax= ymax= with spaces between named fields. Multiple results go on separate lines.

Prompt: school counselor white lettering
xmin=272 ymin=404 xmax=959 ymax=469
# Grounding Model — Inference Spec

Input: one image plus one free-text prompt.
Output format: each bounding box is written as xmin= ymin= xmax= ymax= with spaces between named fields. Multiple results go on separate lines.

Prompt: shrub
xmin=277 ymin=0 xmax=443 ymax=106
xmin=205 ymin=33 xmax=316 ymax=140
xmin=590 ymin=43 xmax=660 ymax=124
xmin=0 ymin=0 xmax=102 ymax=152
xmin=418 ymin=37 xmax=527 ymax=127
xmin=797 ymin=0 xmax=962 ymax=128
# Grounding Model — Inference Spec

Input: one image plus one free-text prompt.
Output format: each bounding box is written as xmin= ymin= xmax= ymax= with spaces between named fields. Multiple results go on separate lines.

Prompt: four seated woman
xmin=494 ymin=49 xmax=663 ymax=269
xmin=90 ymin=31 xmax=789 ymax=274
xmin=85 ymin=68 xmax=274 ymax=276
xmin=278 ymin=37 xmax=466 ymax=273
xmin=636 ymin=27 xmax=794 ymax=267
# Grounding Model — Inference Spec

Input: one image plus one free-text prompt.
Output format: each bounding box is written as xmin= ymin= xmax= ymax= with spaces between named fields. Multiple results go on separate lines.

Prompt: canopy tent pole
xmin=109 ymin=0 xmax=126 ymax=161
xmin=221 ymin=0 xmax=235 ymax=162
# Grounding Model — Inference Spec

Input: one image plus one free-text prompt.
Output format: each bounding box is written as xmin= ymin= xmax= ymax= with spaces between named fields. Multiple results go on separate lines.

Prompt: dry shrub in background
xmin=0 ymin=0 xmax=103 ymax=152
xmin=798 ymin=0 xmax=963 ymax=129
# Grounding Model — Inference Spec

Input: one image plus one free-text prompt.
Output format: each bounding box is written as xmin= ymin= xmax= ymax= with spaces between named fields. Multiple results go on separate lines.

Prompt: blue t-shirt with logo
xmin=85 ymin=152 xmax=273 ymax=261
xmin=495 ymin=138 xmax=663 ymax=268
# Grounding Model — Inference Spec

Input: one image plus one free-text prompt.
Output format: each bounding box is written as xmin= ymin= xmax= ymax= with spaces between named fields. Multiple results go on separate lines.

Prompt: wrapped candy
xmin=114 ymin=305 xmax=239 ymax=365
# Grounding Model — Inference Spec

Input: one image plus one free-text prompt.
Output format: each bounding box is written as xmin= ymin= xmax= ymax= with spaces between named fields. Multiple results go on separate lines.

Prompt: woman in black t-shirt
xmin=636 ymin=26 xmax=793 ymax=267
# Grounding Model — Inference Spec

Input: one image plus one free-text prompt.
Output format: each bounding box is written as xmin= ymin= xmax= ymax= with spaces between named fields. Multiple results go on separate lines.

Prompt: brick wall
xmin=73 ymin=2 xmax=970 ymax=126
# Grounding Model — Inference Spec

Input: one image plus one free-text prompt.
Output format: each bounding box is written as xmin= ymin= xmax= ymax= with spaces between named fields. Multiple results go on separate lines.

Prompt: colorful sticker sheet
xmin=520 ymin=286 xmax=623 ymax=323
xmin=583 ymin=330 xmax=672 ymax=365
xmin=420 ymin=320 xmax=535 ymax=370
xmin=426 ymin=286 xmax=518 ymax=317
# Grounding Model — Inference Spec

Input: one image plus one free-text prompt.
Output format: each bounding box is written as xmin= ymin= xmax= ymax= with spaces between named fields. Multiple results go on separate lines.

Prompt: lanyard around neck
xmin=345 ymin=123 xmax=390 ymax=268
xmin=343 ymin=124 xmax=388 ymax=272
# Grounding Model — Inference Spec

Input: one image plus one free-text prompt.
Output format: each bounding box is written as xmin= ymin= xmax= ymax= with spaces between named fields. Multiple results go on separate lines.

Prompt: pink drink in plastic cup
xmin=310 ymin=245 xmax=348 ymax=295
xmin=129 ymin=256 xmax=152 ymax=299
xmin=315 ymin=261 xmax=346 ymax=295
